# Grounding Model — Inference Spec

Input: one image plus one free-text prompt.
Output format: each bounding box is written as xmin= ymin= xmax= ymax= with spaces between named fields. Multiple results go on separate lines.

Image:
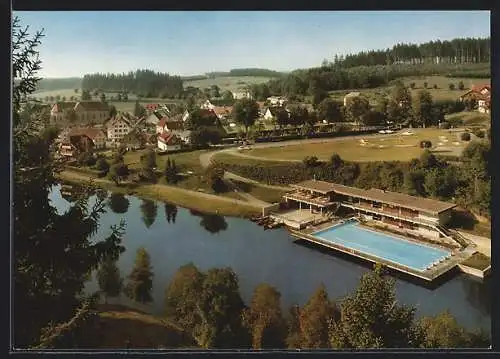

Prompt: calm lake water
xmin=49 ymin=185 xmax=491 ymax=333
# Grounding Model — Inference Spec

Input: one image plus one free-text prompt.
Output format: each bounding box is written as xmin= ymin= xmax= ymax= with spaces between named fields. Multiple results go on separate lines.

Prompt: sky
xmin=14 ymin=11 xmax=490 ymax=78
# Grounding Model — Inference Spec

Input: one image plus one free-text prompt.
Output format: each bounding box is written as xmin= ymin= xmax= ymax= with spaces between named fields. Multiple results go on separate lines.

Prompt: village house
xmin=263 ymin=107 xmax=290 ymax=121
xmin=157 ymin=132 xmax=182 ymax=152
xmin=50 ymin=102 xmax=77 ymax=123
xmin=460 ymin=84 xmax=491 ymax=114
xmin=106 ymin=114 xmax=133 ymax=146
xmin=212 ymin=106 xmax=233 ymax=120
xmin=146 ymin=108 xmax=170 ymax=125
xmin=50 ymin=101 xmax=109 ymax=124
xmin=156 ymin=116 xmax=185 ymax=134
xmin=58 ymin=127 xmax=107 ymax=158
xmin=343 ymin=92 xmax=361 ymax=106
xmin=232 ymin=91 xmax=252 ymax=100
xmin=200 ymin=99 xmax=215 ymax=110
xmin=267 ymin=96 xmax=287 ymax=107
xmin=144 ymin=103 xmax=170 ymax=115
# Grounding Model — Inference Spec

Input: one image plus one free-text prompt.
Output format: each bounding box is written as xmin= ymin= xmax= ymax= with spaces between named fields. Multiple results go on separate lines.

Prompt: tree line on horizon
xmin=329 ymin=37 xmax=491 ymax=69
xmin=81 ymin=69 xmax=184 ymax=99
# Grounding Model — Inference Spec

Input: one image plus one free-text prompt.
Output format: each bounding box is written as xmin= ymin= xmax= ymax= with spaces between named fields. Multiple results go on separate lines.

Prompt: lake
xmin=49 ymin=185 xmax=491 ymax=334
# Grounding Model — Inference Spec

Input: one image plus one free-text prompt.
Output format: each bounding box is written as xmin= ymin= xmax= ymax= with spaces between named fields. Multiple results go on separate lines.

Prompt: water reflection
xmin=108 ymin=193 xmax=130 ymax=214
xmin=60 ymin=183 xmax=91 ymax=203
xmin=463 ymin=277 xmax=491 ymax=317
xmin=164 ymin=203 xmax=178 ymax=224
xmin=190 ymin=209 xmax=228 ymax=234
xmin=140 ymin=199 xmax=158 ymax=228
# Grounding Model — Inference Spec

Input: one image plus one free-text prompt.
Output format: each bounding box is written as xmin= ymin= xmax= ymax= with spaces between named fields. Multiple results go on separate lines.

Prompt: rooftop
xmin=290 ymin=180 xmax=456 ymax=214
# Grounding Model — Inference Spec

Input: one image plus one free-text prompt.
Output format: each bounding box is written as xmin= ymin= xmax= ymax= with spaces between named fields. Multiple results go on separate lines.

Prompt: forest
xmin=81 ymin=69 xmax=184 ymax=99
xmin=330 ymin=37 xmax=491 ymax=68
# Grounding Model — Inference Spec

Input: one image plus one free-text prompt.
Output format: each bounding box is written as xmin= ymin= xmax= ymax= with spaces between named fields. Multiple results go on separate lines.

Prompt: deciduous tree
xmin=243 ymin=283 xmax=286 ymax=349
xmin=232 ymin=98 xmax=260 ymax=135
xmin=329 ymin=264 xmax=420 ymax=349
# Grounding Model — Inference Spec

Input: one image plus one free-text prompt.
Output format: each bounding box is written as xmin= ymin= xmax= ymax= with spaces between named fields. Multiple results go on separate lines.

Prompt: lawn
xmin=445 ymin=112 xmax=490 ymax=128
xmin=240 ymin=128 xmax=468 ymax=162
xmin=184 ymin=76 xmax=273 ymax=92
xmin=124 ymin=148 xmax=208 ymax=174
xmin=231 ymin=180 xmax=287 ymax=203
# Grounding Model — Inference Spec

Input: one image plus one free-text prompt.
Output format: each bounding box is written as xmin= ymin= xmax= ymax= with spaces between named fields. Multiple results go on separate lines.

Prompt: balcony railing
xmin=342 ymin=202 xmax=438 ymax=226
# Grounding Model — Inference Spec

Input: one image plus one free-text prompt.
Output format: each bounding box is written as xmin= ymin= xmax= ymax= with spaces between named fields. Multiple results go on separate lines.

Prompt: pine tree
xmin=97 ymin=258 xmax=123 ymax=304
xmin=124 ymin=247 xmax=154 ymax=304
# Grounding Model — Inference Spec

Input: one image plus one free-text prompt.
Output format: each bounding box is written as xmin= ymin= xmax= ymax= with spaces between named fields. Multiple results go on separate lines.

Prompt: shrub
xmin=461 ymin=132 xmax=471 ymax=141
xmin=423 ymin=82 xmax=428 ymax=89
xmin=409 ymin=82 xmax=416 ymax=89
xmin=472 ymin=128 xmax=485 ymax=138
xmin=95 ymin=158 xmax=110 ymax=173
xmin=419 ymin=140 xmax=432 ymax=149
xmin=458 ymin=81 xmax=465 ymax=91
xmin=448 ymin=83 xmax=455 ymax=91
xmin=439 ymin=122 xmax=451 ymax=129
xmin=303 ymin=156 xmax=320 ymax=168
xmin=77 ymin=152 xmax=96 ymax=167
xmin=433 ymin=84 xmax=438 ymax=89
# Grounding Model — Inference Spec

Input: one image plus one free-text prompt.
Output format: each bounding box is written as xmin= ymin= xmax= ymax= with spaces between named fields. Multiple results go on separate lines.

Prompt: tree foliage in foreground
xmin=329 ymin=264 xmax=420 ymax=349
xmin=12 ymin=16 xmax=125 ymax=348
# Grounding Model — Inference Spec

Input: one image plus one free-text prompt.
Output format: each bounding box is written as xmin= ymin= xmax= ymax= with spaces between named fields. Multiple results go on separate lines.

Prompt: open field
xmin=184 ymin=76 xmax=273 ymax=92
xmin=240 ymin=128 xmax=469 ymax=162
xmin=445 ymin=112 xmax=491 ymax=127
xmin=327 ymin=75 xmax=491 ymax=104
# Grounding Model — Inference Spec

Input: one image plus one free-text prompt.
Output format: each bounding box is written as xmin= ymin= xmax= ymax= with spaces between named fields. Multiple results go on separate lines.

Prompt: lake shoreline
xmin=57 ymin=169 xmax=262 ymax=218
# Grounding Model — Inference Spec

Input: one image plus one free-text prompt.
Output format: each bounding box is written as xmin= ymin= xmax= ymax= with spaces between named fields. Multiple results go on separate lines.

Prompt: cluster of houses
xmin=459 ymin=84 xmax=491 ymax=114
xmin=53 ymin=100 xmax=192 ymax=158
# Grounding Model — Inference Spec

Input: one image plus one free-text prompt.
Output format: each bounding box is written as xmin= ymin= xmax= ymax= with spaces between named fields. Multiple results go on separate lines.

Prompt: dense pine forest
xmin=81 ymin=69 xmax=184 ymax=98
xmin=333 ymin=37 xmax=490 ymax=68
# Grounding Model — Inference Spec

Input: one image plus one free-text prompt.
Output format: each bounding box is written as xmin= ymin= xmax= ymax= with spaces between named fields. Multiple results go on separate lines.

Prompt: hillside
xmin=184 ymin=75 xmax=273 ymax=92
xmin=80 ymin=304 xmax=197 ymax=349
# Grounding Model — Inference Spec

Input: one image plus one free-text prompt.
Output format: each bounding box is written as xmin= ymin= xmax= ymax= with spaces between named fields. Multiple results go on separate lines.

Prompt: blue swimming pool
xmin=311 ymin=221 xmax=451 ymax=272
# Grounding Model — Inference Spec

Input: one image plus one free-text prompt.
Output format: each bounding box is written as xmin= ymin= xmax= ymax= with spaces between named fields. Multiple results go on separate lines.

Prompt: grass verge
xmin=57 ymin=169 xmax=261 ymax=218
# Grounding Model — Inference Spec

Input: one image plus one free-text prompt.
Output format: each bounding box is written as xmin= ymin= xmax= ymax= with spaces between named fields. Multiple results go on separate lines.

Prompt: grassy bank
xmin=81 ymin=304 xmax=197 ymax=349
xmin=58 ymin=169 xmax=261 ymax=218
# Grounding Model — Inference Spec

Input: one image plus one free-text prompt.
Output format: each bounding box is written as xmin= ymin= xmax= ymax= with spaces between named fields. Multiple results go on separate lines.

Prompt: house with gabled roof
xmin=106 ymin=114 xmax=133 ymax=146
xmin=157 ymin=132 xmax=182 ymax=152
xmin=74 ymin=101 xmax=109 ymax=123
xmin=156 ymin=116 xmax=185 ymax=134
xmin=50 ymin=102 xmax=77 ymax=122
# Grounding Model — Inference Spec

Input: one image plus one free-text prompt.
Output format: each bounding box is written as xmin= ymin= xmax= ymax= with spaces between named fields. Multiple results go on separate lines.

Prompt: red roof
xmin=158 ymin=132 xmax=180 ymax=145
xmin=157 ymin=118 xmax=168 ymax=127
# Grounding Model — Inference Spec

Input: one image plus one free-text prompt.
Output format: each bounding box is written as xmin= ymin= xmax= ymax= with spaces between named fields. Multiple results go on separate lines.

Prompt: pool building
xmin=280 ymin=179 xmax=456 ymax=240
xmin=270 ymin=179 xmax=475 ymax=282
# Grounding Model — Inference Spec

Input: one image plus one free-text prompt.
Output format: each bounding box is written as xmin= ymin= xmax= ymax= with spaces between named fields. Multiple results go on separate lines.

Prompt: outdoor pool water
xmin=312 ymin=221 xmax=451 ymax=272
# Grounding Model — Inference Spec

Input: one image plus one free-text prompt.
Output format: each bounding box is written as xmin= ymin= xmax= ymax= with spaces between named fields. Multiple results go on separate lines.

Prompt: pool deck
xmin=289 ymin=220 xmax=474 ymax=282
